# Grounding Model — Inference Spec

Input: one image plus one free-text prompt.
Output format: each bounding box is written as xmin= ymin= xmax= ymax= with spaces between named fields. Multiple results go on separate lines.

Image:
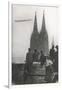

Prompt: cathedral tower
xmin=30 ymin=11 xmax=49 ymax=56
xmin=39 ymin=12 xmax=49 ymax=55
xmin=30 ymin=12 xmax=39 ymax=51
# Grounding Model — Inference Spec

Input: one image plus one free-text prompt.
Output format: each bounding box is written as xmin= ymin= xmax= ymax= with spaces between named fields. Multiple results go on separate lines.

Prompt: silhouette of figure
xmin=54 ymin=45 xmax=58 ymax=72
xmin=32 ymin=49 xmax=39 ymax=62
xmin=50 ymin=46 xmax=58 ymax=83
xmin=25 ymin=48 xmax=33 ymax=73
xmin=40 ymin=50 xmax=46 ymax=66
xmin=24 ymin=48 xmax=33 ymax=83
xmin=50 ymin=45 xmax=55 ymax=62
xmin=45 ymin=56 xmax=53 ymax=83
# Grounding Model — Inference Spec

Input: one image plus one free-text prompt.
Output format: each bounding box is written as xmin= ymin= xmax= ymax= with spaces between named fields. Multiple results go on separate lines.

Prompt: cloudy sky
xmin=12 ymin=4 xmax=58 ymax=63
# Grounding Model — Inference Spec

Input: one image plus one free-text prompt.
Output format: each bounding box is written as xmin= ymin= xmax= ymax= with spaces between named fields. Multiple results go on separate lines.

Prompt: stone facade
xmin=30 ymin=12 xmax=49 ymax=56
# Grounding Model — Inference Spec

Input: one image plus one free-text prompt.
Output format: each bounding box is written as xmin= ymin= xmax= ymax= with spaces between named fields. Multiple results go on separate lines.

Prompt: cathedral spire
xmin=40 ymin=11 xmax=46 ymax=34
xmin=42 ymin=11 xmax=45 ymax=29
xmin=33 ymin=12 xmax=38 ymax=33
xmin=39 ymin=11 xmax=49 ymax=56
xmin=30 ymin=12 xmax=39 ymax=50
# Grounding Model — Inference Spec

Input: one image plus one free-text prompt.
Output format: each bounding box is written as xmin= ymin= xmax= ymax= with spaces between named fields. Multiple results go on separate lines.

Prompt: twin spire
xmin=33 ymin=11 xmax=46 ymax=33
xmin=30 ymin=11 xmax=49 ymax=56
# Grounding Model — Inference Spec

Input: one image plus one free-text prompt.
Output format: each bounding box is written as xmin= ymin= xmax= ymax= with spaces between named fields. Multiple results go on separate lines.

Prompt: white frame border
xmin=8 ymin=1 xmax=60 ymax=88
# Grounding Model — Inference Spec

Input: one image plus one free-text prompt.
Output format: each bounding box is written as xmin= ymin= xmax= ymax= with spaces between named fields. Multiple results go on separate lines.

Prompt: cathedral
xmin=30 ymin=12 xmax=49 ymax=56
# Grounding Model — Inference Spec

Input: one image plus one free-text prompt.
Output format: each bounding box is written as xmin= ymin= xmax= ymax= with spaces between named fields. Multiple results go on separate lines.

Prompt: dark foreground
xmin=12 ymin=63 xmax=58 ymax=85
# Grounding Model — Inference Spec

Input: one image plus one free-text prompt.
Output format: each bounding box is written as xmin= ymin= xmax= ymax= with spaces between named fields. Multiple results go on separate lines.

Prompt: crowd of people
xmin=24 ymin=45 xmax=58 ymax=83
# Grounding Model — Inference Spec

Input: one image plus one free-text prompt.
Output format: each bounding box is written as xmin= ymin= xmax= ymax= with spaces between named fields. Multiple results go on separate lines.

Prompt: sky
xmin=12 ymin=4 xmax=58 ymax=63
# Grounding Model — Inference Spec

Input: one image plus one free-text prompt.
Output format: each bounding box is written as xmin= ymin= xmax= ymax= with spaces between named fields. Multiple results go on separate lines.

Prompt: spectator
xmin=40 ymin=50 xmax=46 ymax=67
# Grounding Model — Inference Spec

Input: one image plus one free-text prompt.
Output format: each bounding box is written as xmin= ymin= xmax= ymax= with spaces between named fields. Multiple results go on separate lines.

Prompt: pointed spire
xmin=40 ymin=10 xmax=46 ymax=33
xmin=30 ymin=12 xmax=39 ymax=50
xmin=33 ymin=12 xmax=38 ymax=33
xmin=39 ymin=11 xmax=49 ymax=55
xmin=42 ymin=10 xmax=45 ymax=29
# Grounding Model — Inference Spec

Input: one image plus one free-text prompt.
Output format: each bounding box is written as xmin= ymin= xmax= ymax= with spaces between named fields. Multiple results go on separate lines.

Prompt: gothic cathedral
xmin=30 ymin=12 xmax=49 ymax=56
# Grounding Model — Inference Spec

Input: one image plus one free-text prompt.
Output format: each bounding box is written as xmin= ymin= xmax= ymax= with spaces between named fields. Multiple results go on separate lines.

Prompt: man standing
xmin=45 ymin=56 xmax=53 ymax=83
xmin=24 ymin=48 xmax=33 ymax=83
xmin=51 ymin=46 xmax=58 ymax=82
xmin=54 ymin=45 xmax=58 ymax=72
xmin=32 ymin=49 xmax=39 ymax=62
xmin=40 ymin=50 xmax=46 ymax=67
xmin=50 ymin=45 xmax=55 ymax=62
xmin=25 ymin=48 xmax=33 ymax=73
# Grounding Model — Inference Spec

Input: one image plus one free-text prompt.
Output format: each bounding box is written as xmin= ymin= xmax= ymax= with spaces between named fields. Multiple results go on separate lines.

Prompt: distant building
xmin=39 ymin=12 xmax=49 ymax=56
xmin=30 ymin=12 xmax=39 ymax=51
xmin=30 ymin=12 xmax=49 ymax=56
